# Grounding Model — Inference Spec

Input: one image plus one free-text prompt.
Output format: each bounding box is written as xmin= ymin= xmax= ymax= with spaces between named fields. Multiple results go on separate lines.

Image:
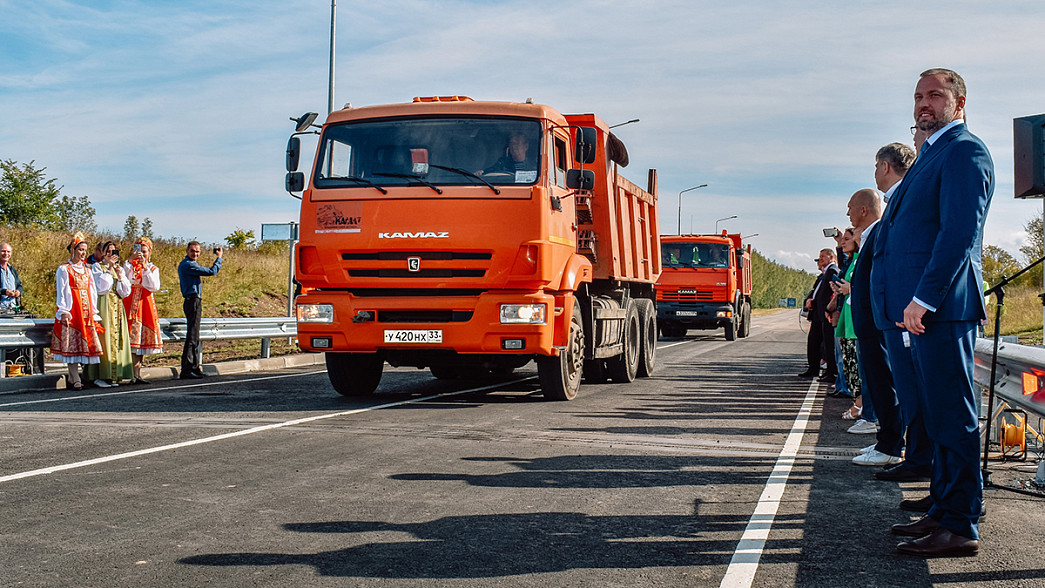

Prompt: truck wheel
xmin=608 ymin=301 xmax=641 ymax=383
xmin=739 ymin=302 xmax=751 ymax=338
xmin=326 ymin=353 xmax=383 ymax=396
xmin=725 ymin=312 xmax=738 ymax=341
xmin=636 ymin=299 xmax=656 ymax=377
xmin=429 ymin=365 xmax=459 ymax=379
xmin=537 ymin=311 xmax=584 ymax=400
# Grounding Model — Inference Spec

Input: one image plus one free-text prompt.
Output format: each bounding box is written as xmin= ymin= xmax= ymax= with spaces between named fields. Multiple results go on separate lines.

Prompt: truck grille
xmin=341 ymin=250 xmax=492 ymax=279
xmin=660 ymin=289 xmax=714 ymax=302
xmin=378 ymin=310 xmax=474 ymax=323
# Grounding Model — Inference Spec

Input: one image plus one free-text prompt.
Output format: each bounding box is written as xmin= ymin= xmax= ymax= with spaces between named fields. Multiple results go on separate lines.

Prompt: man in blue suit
xmin=871 ymin=68 xmax=993 ymax=557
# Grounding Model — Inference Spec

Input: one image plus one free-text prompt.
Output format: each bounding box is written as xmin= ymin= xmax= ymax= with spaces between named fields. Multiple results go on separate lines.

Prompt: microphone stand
xmin=981 ymin=254 xmax=1045 ymax=498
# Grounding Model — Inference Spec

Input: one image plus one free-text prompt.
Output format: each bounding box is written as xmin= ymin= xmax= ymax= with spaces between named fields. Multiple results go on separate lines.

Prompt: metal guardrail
xmin=973 ymin=337 xmax=1045 ymax=420
xmin=0 ymin=317 xmax=298 ymax=377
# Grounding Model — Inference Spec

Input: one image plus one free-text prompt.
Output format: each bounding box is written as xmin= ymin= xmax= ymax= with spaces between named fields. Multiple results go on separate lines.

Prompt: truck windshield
xmin=313 ymin=117 xmax=542 ymax=190
xmin=662 ymin=242 xmax=731 ymax=268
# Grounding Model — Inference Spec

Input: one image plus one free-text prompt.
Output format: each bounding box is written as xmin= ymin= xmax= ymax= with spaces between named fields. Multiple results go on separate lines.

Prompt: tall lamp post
xmin=715 ymin=215 xmax=738 ymax=233
xmin=677 ymin=184 xmax=708 ymax=234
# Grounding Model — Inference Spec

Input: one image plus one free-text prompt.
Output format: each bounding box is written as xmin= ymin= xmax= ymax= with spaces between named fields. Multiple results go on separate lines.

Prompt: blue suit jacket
xmin=849 ymin=223 xmax=879 ymax=339
xmin=870 ymin=123 xmax=993 ymax=330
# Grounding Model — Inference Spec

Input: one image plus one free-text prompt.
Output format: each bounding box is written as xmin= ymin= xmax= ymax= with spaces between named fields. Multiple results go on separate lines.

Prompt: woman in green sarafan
xmin=84 ymin=241 xmax=133 ymax=387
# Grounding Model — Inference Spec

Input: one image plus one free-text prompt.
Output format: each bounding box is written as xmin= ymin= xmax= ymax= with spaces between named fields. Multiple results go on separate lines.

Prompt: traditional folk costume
xmin=84 ymin=260 xmax=134 ymax=384
xmin=123 ymin=238 xmax=163 ymax=356
xmin=51 ymin=235 xmax=104 ymax=366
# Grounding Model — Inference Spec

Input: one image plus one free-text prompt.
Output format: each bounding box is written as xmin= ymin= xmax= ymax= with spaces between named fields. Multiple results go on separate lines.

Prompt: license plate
xmin=384 ymin=329 xmax=443 ymax=343
xmin=676 ymin=310 xmax=700 ymax=317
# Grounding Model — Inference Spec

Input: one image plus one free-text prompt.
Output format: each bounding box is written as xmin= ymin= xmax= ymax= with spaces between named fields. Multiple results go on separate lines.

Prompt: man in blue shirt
xmin=177 ymin=241 xmax=223 ymax=379
xmin=0 ymin=243 xmax=23 ymax=311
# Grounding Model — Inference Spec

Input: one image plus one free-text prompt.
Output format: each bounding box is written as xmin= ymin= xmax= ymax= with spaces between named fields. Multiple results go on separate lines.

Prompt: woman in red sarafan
xmin=123 ymin=236 xmax=162 ymax=383
xmin=51 ymin=232 xmax=103 ymax=391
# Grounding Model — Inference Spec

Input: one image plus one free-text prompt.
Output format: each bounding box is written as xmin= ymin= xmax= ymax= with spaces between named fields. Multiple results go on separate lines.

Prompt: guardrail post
xmin=261 ymin=337 xmax=271 ymax=359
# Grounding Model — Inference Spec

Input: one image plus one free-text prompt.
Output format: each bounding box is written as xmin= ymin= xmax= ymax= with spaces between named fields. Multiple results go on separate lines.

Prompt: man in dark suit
xmin=799 ymin=249 xmax=839 ymax=380
xmin=871 ymin=68 xmax=993 ymax=557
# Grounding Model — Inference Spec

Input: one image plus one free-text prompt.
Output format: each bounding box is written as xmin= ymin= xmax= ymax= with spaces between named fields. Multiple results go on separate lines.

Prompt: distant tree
xmin=224 ymin=228 xmax=256 ymax=249
xmin=0 ymin=159 xmax=63 ymax=228
xmin=124 ymin=215 xmax=140 ymax=241
xmin=141 ymin=217 xmax=154 ymax=239
xmin=750 ymin=249 xmax=816 ymax=308
xmin=55 ymin=194 xmax=97 ymax=233
xmin=982 ymin=245 xmax=1021 ymax=287
xmin=1019 ymin=211 xmax=1043 ymax=287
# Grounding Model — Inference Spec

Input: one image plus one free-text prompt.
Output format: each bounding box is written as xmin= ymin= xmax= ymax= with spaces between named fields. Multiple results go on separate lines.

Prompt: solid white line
xmin=719 ymin=378 xmax=819 ymax=588
xmin=0 ymin=371 xmax=326 ymax=409
xmin=0 ymin=377 xmax=534 ymax=484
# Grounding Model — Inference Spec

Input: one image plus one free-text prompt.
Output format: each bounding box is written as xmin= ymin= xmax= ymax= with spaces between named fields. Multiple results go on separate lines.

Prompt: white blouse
xmin=123 ymin=260 xmax=161 ymax=292
xmin=55 ymin=261 xmax=101 ymax=322
xmin=91 ymin=262 xmax=131 ymax=298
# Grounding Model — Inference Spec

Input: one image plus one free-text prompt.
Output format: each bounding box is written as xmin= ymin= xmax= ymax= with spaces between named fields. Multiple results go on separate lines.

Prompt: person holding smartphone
xmin=177 ymin=241 xmax=223 ymax=379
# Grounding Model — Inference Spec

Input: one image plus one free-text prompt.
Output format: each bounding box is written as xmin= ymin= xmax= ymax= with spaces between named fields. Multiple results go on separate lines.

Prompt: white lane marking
xmin=0 ymin=377 xmax=534 ymax=484
xmin=0 ymin=371 xmax=326 ymax=409
xmin=719 ymin=378 xmax=818 ymax=588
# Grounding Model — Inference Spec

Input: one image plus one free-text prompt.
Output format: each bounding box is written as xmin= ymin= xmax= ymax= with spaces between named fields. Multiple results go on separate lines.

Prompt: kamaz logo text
xmin=378 ymin=231 xmax=450 ymax=239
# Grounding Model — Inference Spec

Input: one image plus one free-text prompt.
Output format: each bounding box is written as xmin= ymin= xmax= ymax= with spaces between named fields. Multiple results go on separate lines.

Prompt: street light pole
xmin=677 ymin=184 xmax=708 ymax=234
xmin=715 ymin=215 xmax=738 ymax=233
xmin=328 ymin=0 xmax=336 ymax=115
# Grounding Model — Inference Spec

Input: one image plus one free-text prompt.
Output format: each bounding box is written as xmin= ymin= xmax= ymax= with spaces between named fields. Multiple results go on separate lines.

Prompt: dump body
xmin=289 ymin=98 xmax=660 ymax=398
xmin=656 ymin=233 xmax=752 ymax=339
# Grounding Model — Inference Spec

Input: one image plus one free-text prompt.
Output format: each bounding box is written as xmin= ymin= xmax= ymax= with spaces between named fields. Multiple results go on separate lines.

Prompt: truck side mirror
xmin=573 ymin=127 xmax=597 ymax=164
xmin=286 ymin=172 xmax=305 ymax=193
xmin=286 ymin=136 xmax=301 ymax=172
xmin=565 ymin=169 xmax=595 ymax=191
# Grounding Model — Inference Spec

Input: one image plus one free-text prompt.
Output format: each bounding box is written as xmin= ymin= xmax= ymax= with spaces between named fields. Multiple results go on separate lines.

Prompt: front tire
xmin=326 ymin=353 xmax=383 ymax=396
xmin=537 ymin=311 xmax=584 ymax=400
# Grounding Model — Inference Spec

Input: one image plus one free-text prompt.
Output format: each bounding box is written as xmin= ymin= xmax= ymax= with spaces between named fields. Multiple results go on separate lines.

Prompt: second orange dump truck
xmin=286 ymin=97 xmax=661 ymax=400
xmin=656 ymin=233 xmax=752 ymax=340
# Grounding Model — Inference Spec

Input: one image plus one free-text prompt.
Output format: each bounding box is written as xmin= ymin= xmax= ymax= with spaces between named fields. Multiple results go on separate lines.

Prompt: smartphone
xmin=133 ymin=244 xmax=142 ymax=253
xmin=830 ymin=274 xmax=843 ymax=283
xmin=823 ymin=227 xmax=839 ymax=238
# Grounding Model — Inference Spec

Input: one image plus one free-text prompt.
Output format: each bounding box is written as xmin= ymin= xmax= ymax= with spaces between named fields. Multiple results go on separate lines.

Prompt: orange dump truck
xmin=656 ymin=233 xmax=752 ymax=340
xmin=285 ymin=97 xmax=661 ymax=400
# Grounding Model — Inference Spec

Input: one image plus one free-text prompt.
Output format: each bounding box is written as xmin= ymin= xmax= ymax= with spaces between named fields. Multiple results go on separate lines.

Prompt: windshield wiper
xmin=325 ymin=175 xmax=388 ymax=194
xmin=428 ymin=165 xmax=501 ymax=195
xmin=371 ymin=172 xmax=443 ymax=194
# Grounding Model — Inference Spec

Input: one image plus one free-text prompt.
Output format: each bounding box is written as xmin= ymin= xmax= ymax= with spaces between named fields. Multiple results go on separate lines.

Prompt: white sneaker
xmin=860 ymin=444 xmax=877 ymax=454
xmin=853 ymin=449 xmax=903 ymax=466
xmin=93 ymin=379 xmax=112 ymax=388
xmin=847 ymin=419 xmax=879 ymax=434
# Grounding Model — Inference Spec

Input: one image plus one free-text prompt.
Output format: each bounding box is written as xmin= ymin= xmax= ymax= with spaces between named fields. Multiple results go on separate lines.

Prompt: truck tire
xmin=537 ymin=311 xmax=584 ymax=400
xmin=636 ymin=299 xmax=656 ymax=377
xmin=724 ymin=311 xmax=738 ymax=341
xmin=608 ymin=301 xmax=641 ymax=383
xmin=739 ymin=302 xmax=751 ymax=338
xmin=326 ymin=353 xmax=383 ymax=396
xmin=429 ymin=365 xmax=459 ymax=379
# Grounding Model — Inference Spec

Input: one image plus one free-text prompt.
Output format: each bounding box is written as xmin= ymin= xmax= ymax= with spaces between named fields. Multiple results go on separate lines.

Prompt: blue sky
xmin=2 ymin=0 xmax=1044 ymax=272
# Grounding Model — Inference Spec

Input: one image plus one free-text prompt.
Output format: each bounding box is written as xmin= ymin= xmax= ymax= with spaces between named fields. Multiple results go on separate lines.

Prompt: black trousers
xmin=182 ymin=295 xmax=202 ymax=374
xmin=806 ymin=318 xmax=835 ymax=375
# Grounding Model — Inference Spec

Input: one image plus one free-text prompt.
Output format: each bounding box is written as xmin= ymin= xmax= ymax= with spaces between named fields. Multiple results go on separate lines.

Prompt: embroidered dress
xmin=85 ymin=263 xmax=134 ymax=382
xmin=50 ymin=262 xmax=103 ymax=364
xmin=123 ymin=259 xmax=163 ymax=355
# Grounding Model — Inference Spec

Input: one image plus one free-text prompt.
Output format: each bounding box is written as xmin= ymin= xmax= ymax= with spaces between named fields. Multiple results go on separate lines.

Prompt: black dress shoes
xmin=797 ymin=370 xmax=818 ymax=378
xmin=899 ymin=495 xmax=933 ymax=512
xmin=180 ymin=371 xmax=204 ymax=380
xmin=896 ymin=527 xmax=978 ymax=557
xmin=875 ymin=463 xmax=932 ymax=482
xmin=817 ymin=373 xmax=837 ymax=383
xmin=892 ymin=514 xmax=941 ymax=537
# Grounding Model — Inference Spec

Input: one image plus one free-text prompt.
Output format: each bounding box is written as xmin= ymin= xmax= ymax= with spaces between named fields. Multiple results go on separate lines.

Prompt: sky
xmin=2 ymin=0 xmax=1044 ymax=272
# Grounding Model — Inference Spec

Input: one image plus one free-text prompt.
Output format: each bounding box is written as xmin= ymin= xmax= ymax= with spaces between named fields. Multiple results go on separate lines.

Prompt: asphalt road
xmin=2 ymin=310 xmax=1044 ymax=587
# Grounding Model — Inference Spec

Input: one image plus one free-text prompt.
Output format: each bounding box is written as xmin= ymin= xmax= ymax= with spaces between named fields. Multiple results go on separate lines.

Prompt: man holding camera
xmin=177 ymin=241 xmax=223 ymax=379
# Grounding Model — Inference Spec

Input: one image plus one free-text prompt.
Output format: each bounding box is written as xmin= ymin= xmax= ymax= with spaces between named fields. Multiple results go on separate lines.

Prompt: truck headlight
xmin=297 ymin=304 xmax=334 ymax=323
xmin=500 ymin=303 xmax=546 ymax=324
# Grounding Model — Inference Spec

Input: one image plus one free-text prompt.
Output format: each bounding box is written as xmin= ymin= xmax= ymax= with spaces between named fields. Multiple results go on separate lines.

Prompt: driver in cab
xmin=479 ymin=132 xmax=537 ymax=182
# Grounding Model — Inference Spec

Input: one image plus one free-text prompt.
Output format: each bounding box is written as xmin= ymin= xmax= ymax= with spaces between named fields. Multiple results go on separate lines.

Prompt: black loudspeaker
xmin=1014 ymin=113 xmax=1045 ymax=198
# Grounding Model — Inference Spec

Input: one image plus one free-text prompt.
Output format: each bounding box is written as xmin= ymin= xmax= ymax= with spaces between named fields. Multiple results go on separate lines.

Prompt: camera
xmin=212 ymin=248 xmax=220 ymax=255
